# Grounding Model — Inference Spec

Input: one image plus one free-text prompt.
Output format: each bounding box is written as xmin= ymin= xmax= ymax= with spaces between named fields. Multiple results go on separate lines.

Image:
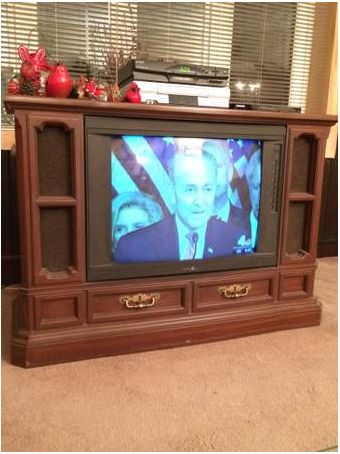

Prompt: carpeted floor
xmin=1 ymin=257 xmax=338 ymax=452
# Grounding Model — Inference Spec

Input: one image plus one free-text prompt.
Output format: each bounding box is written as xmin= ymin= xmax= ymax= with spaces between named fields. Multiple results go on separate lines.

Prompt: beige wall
xmin=2 ymin=129 xmax=15 ymax=150
xmin=306 ymin=2 xmax=338 ymax=158
xmin=306 ymin=3 xmax=337 ymax=114
xmin=326 ymin=5 xmax=338 ymax=158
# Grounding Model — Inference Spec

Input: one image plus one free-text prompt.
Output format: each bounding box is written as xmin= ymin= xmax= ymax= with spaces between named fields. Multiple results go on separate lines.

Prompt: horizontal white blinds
xmin=0 ymin=2 xmax=329 ymax=114
xmin=1 ymin=2 xmax=137 ymax=83
xmin=136 ymin=2 xmax=234 ymax=68
xmin=136 ymin=2 xmax=316 ymax=108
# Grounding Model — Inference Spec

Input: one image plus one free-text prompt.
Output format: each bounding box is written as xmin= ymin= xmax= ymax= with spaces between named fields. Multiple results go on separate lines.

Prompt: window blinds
xmin=135 ymin=2 xmax=316 ymax=108
xmin=1 ymin=2 xmax=137 ymax=82
xmin=0 ymin=1 xmax=332 ymax=117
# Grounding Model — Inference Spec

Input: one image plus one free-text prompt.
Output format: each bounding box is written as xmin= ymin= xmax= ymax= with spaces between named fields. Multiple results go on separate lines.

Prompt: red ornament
xmin=85 ymin=79 xmax=105 ymax=100
xmin=17 ymin=44 xmax=51 ymax=96
xmin=46 ymin=63 xmax=73 ymax=98
xmin=124 ymin=82 xmax=141 ymax=103
xmin=85 ymin=79 xmax=96 ymax=97
xmin=20 ymin=60 xmax=39 ymax=81
xmin=18 ymin=44 xmax=50 ymax=80
xmin=7 ymin=79 xmax=20 ymax=95
xmin=94 ymin=86 xmax=105 ymax=98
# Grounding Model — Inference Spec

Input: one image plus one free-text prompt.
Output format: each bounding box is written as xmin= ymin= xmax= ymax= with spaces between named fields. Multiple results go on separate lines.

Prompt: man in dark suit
xmin=115 ymin=149 xmax=245 ymax=263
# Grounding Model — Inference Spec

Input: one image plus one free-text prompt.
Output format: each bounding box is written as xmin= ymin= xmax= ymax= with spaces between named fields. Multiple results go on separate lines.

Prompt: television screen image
xmin=111 ymin=135 xmax=262 ymax=263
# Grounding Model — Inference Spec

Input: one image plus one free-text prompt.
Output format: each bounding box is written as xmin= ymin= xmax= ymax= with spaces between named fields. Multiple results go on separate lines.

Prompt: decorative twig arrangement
xmin=89 ymin=4 xmax=137 ymax=85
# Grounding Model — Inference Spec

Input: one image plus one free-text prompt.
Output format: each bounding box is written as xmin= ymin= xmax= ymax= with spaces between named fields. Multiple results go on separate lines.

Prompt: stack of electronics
xmin=118 ymin=59 xmax=301 ymax=112
xmin=118 ymin=59 xmax=230 ymax=108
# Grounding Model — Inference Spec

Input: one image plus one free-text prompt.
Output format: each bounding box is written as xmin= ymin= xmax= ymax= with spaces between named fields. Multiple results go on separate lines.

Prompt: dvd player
xmin=119 ymin=59 xmax=229 ymax=87
xmin=127 ymin=80 xmax=230 ymax=108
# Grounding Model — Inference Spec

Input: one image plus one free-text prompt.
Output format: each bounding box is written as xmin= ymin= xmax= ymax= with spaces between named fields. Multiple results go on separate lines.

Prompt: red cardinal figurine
xmin=124 ymin=82 xmax=141 ymax=103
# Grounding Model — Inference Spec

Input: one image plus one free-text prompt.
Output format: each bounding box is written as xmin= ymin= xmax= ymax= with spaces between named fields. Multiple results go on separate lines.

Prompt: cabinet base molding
xmin=11 ymin=298 xmax=321 ymax=368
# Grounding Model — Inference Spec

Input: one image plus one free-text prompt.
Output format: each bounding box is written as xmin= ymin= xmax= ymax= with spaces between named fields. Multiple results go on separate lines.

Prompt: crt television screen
xmin=111 ymin=136 xmax=262 ymax=263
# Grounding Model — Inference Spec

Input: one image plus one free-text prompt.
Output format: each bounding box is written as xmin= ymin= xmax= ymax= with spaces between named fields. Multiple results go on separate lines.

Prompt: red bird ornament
xmin=124 ymin=82 xmax=141 ymax=103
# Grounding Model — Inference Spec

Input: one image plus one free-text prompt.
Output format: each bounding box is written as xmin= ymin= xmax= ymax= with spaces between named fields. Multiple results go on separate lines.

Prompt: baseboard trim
xmin=11 ymin=299 xmax=321 ymax=368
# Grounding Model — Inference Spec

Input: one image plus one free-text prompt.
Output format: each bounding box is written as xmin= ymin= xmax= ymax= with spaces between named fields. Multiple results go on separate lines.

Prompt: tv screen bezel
xmin=85 ymin=116 xmax=286 ymax=281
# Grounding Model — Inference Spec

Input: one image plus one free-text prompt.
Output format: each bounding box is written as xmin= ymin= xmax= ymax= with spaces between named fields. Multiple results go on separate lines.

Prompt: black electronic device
xmin=119 ymin=59 xmax=229 ymax=87
xmin=229 ymin=102 xmax=301 ymax=113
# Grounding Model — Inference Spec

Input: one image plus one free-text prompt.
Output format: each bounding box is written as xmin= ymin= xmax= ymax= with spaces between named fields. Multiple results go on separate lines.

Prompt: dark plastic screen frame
xmin=85 ymin=116 xmax=286 ymax=281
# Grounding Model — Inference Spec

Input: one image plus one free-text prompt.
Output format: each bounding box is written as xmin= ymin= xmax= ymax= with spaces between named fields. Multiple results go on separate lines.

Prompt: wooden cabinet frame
xmin=5 ymin=96 xmax=337 ymax=368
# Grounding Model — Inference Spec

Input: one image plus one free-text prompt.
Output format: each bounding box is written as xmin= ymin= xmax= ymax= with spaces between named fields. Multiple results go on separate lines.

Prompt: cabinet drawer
xmin=194 ymin=273 xmax=278 ymax=312
xmin=88 ymin=282 xmax=191 ymax=323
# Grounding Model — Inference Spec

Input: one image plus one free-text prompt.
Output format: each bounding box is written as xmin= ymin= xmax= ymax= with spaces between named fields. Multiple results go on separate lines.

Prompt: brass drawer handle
xmin=119 ymin=292 xmax=160 ymax=309
xmin=219 ymin=284 xmax=252 ymax=299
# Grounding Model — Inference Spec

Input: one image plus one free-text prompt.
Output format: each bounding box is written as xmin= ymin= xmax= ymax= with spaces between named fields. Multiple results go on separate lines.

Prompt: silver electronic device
xmin=119 ymin=59 xmax=230 ymax=107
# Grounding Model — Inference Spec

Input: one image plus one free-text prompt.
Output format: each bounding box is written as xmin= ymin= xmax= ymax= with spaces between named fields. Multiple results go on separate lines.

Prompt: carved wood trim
xmin=36 ymin=196 xmax=77 ymax=207
xmin=34 ymin=291 xmax=86 ymax=329
xmin=26 ymin=112 xmax=85 ymax=285
xmin=13 ymin=111 xmax=34 ymax=285
xmin=279 ymin=269 xmax=315 ymax=301
xmin=280 ymin=126 xmax=330 ymax=266
xmin=289 ymin=193 xmax=316 ymax=202
xmin=4 ymin=96 xmax=338 ymax=127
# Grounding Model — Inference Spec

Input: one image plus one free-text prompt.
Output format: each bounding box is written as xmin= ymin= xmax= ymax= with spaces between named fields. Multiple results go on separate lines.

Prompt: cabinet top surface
xmin=4 ymin=95 xmax=338 ymax=126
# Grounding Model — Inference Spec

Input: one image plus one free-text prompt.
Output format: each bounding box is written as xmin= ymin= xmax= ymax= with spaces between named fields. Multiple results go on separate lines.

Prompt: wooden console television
xmin=5 ymin=96 xmax=337 ymax=367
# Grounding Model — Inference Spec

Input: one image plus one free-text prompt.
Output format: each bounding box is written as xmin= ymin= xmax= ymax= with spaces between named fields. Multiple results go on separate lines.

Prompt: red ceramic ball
xmin=46 ymin=63 xmax=73 ymax=98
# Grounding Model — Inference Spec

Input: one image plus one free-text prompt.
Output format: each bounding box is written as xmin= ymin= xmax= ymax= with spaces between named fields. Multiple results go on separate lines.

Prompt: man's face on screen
xmin=172 ymin=153 xmax=217 ymax=230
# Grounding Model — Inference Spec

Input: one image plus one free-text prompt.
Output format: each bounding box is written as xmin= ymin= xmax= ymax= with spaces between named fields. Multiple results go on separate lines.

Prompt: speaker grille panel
xmin=37 ymin=126 xmax=72 ymax=196
xmin=291 ymin=136 xmax=315 ymax=193
xmin=40 ymin=208 xmax=73 ymax=272
xmin=287 ymin=202 xmax=311 ymax=254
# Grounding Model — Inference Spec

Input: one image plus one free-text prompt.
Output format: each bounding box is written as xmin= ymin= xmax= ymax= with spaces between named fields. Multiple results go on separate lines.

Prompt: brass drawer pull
xmin=119 ymin=292 xmax=160 ymax=309
xmin=219 ymin=284 xmax=252 ymax=299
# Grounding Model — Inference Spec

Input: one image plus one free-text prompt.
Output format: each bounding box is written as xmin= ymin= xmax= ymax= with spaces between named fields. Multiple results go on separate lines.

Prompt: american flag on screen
xmin=111 ymin=135 xmax=261 ymax=217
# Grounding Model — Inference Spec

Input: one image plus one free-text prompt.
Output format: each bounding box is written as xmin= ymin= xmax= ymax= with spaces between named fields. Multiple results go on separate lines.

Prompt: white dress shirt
xmin=175 ymin=215 xmax=207 ymax=260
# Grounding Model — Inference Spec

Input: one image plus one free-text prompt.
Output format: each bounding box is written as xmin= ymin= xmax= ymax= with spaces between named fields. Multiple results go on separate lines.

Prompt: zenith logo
xmin=182 ymin=266 xmax=198 ymax=272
